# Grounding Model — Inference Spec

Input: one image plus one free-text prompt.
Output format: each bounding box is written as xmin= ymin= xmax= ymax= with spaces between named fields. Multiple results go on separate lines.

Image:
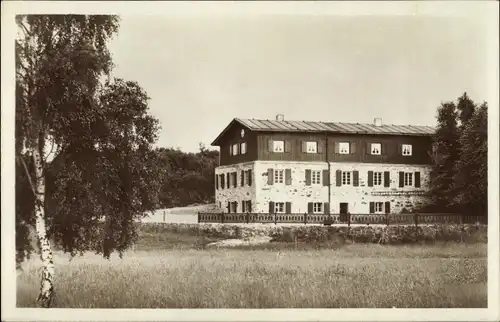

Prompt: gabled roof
xmin=211 ymin=118 xmax=435 ymax=146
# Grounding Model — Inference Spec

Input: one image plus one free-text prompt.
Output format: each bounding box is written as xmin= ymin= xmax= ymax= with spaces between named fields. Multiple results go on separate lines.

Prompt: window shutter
xmin=323 ymin=202 xmax=330 ymax=214
xmin=285 ymin=169 xmax=292 ymax=185
xmin=268 ymin=139 xmax=274 ymax=152
xmin=366 ymin=142 xmax=371 ymax=154
xmin=269 ymin=202 xmax=275 ymax=214
xmin=221 ymin=175 xmax=225 ymax=189
xmin=285 ymin=202 xmax=292 ymax=214
xmin=248 ymin=201 xmax=252 ymax=213
xmin=398 ymin=144 xmax=403 ymax=155
xmin=385 ymin=201 xmax=391 ymax=214
xmin=318 ymin=141 xmax=324 ymax=154
xmin=307 ymin=202 xmax=313 ymax=214
xmin=301 ymin=141 xmax=307 ymax=153
xmin=215 ymin=174 xmax=219 ymax=189
xmin=248 ymin=170 xmax=252 ymax=186
xmin=384 ymin=171 xmax=390 ymax=187
xmin=242 ymin=201 xmax=246 ymax=213
xmin=241 ymin=170 xmax=245 ymax=186
xmin=415 ymin=172 xmax=421 ymax=188
xmin=367 ymin=171 xmax=373 ymax=187
xmin=233 ymin=172 xmax=237 ymax=188
xmin=284 ymin=141 xmax=291 ymax=153
xmin=322 ymin=170 xmax=329 ymax=186
xmin=229 ymin=145 xmax=232 ymax=156
xmin=227 ymin=173 xmax=230 ymax=188
xmin=353 ymin=170 xmax=359 ymax=186
xmin=336 ymin=170 xmax=342 ymax=186
xmin=399 ymin=172 xmax=404 ymax=187
xmin=382 ymin=143 xmax=387 ymax=155
xmin=350 ymin=142 xmax=357 ymax=154
xmin=234 ymin=201 xmax=238 ymax=213
xmin=267 ymin=168 xmax=274 ymax=185
xmin=227 ymin=201 xmax=231 ymax=213
xmin=334 ymin=142 xmax=340 ymax=154
xmin=305 ymin=169 xmax=312 ymax=186
xmin=369 ymin=202 xmax=375 ymax=214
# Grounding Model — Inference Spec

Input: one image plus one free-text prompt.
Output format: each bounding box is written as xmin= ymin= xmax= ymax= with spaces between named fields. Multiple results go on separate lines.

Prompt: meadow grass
xmin=17 ymin=230 xmax=487 ymax=308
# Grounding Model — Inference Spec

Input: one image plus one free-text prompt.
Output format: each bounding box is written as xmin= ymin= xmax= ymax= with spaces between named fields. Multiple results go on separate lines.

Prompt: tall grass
xmin=17 ymin=243 xmax=487 ymax=308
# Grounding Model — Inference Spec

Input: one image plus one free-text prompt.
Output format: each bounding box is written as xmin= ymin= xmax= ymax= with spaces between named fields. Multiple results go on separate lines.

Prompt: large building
xmin=210 ymin=115 xmax=435 ymax=216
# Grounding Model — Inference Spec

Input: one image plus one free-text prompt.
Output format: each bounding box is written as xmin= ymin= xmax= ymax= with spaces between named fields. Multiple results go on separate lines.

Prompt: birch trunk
xmin=32 ymin=144 xmax=55 ymax=307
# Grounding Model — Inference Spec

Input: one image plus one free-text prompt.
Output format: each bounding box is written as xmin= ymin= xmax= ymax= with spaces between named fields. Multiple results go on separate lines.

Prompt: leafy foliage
xmin=428 ymin=102 xmax=460 ymax=211
xmin=427 ymin=93 xmax=488 ymax=217
xmin=155 ymin=144 xmax=219 ymax=208
xmin=15 ymin=15 xmax=161 ymax=263
xmin=453 ymin=103 xmax=488 ymax=217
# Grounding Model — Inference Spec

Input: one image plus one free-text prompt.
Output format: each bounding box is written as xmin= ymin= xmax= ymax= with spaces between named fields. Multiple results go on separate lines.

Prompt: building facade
xmin=211 ymin=116 xmax=435 ymax=215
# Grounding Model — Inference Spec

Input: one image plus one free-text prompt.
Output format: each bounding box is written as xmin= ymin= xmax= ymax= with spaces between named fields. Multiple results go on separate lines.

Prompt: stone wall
xmin=253 ymin=160 xmax=432 ymax=214
xmin=215 ymin=162 xmax=256 ymax=213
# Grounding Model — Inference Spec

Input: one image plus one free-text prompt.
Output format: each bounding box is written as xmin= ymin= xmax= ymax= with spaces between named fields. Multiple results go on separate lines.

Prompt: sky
xmin=107 ymin=13 xmax=492 ymax=153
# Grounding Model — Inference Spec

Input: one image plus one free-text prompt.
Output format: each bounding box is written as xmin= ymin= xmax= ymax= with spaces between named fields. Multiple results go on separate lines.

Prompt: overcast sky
xmin=107 ymin=13 xmax=492 ymax=152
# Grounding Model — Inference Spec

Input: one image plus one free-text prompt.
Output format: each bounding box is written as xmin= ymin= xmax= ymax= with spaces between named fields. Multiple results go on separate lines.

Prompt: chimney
xmin=276 ymin=114 xmax=284 ymax=122
xmin=374 ymin=118 xmax=383 ymax=127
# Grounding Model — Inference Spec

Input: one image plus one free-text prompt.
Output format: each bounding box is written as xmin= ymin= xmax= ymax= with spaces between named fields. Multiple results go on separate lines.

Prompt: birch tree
xmin=16 ymin=15 xmax=161 ymax=307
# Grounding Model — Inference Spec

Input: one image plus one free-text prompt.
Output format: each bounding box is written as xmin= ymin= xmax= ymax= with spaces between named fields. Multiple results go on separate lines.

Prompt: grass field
xmin=17 ymin=231 xmax=487 ymax=308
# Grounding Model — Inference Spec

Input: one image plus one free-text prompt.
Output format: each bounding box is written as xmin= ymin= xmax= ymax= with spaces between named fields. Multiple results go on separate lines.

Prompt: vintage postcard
xmin=1 ymin=1 xmax=499 ymax=321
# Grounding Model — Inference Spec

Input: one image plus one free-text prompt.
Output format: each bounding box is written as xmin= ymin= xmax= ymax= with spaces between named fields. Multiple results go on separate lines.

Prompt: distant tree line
xmin=154 ymin=143 xmax=219 ymax=208
xmin=426 ymin=92 xmax=488 ymax=218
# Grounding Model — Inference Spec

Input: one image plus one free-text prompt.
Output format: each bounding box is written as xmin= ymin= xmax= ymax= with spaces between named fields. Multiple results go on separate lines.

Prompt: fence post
xmin=347 ymin=213 xmax=351 ymax=228
xmin=197 ymin=212 xmax=200 ymax=223
xmin=163 ymin=210 xmax=166 ymax=223
xmin=246 ymin=212 xmax=249 ymax=224
xmin=460 ymin=213 xmax=464 ymax=225
xmin=221 ymin=212 xmax=225 ymax=224
xmin=385 ymin=213 xmax=389 ymax=226
xmin=274 ymin=213 xmax=277 ymax=225
xmin=414 ymin=213 xmax=418 ymax=227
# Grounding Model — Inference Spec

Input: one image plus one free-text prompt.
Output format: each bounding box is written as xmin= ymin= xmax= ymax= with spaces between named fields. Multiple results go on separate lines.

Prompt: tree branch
xmin=17 ymin=156 xmax=37 ymax=197
xmin=18 ymin=21 xmax=31 ymax=38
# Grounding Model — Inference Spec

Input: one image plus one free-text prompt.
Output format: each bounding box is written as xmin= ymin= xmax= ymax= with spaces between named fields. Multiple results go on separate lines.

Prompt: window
xmin=404 ymin=172 xmax=413 ymax=186
xmin=306 ymin=141 xmax=317 ymax=153
xmin=371 ymin=143 xmax=381 ymax=155
xmin=374 ymin=202 xmax=384 ymax=213
xmin=402 ymin=144 xmax=412 ymax=156
xmin=339 ymin=142 xmax=350 ymax=154
xmin=342 ymin=171 xmax=351 ymax=185
xmin=240 ymin=142 xmax=247 ymax=154
xmin=232 ymin=143 xmax=239 ymax=155
xmin=273 ymin=140 xmax=284 ymax=153
xmin=274 ymin=202 xmax=285 ymax=213
xmin=373 ymin=172 xmax=383 ymax=186
xmin=312 ymin=170 xmax=321 ymax=185
xmin=274 ymin=169 xmax=284 ymax=184
xmin=313 ymin=202 xmax=323 ymax=214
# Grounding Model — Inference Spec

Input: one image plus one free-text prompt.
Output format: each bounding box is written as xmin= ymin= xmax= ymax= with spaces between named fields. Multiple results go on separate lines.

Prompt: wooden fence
xmin=197 ymin=212 xmax=486 ymax=226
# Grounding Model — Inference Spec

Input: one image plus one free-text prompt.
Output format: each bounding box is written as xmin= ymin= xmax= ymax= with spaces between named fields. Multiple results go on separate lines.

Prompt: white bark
xmin=32 ymin=144 xmax=55 ymax=307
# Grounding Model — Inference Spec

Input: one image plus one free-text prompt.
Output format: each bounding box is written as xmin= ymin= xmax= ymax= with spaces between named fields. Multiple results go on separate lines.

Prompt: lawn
xmin=17 ymin=231 xmax=487 ymax=308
